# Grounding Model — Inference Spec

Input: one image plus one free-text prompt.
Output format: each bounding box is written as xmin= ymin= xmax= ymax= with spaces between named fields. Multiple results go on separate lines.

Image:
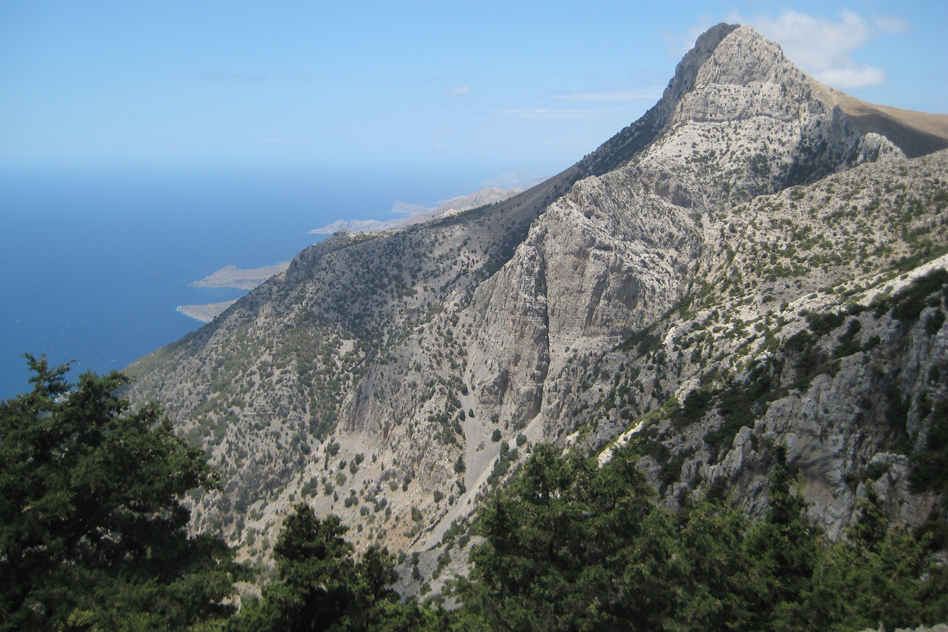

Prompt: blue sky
xmin=2 ymin=1 xmax=946 ymax=179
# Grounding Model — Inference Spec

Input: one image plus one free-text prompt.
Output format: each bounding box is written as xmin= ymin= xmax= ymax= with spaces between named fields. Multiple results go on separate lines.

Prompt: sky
xmin=2 ymin=1 xmax=947 ymax=180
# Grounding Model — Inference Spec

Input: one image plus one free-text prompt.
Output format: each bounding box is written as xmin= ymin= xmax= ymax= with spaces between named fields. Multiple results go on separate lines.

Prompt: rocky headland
xmin=190 ymin=262 xmax=291 ymax=291
xmin=177 ymin=301 xmax=239 ymax=324
xmin=310 ymin=185 xmax=530 ymax=235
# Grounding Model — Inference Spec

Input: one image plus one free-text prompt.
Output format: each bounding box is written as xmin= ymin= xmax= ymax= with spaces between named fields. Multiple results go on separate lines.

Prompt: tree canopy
xmin=232 ymin=504 xmax=443 ymax=632
xmin=4 ymin=356 xmax=947 ymax=631
xmin=455 ymin=443 xmax=948 ymax=632
xmin=0 ymin=356 xmax=238 ymax=631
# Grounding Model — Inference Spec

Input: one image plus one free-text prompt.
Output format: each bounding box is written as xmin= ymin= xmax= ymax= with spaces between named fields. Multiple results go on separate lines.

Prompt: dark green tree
xmin=234 ymin=504 xmax=437 ymax=632
xmin=665 ymin=501 xmax=758 ymax=631
xmin=745 ymin=445 xmax=823 ymax=624
xmin=847 ymin=486 xmax=888 ymax=552
xmin=456 ymin=441 xmax=948 ymax=632
xmin=461 ymin=443 xmax=667 ymax=631
xmin=777 ymin=486 xmax=948 ymax=632
xmin=235 ymin=506 xmax=354 ymax=631
xmin=0 ymin=356 xmax=238 ymax=631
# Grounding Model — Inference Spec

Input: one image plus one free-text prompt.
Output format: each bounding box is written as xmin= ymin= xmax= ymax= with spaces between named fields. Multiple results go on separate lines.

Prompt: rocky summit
xmin=126 ymin=24 xmax=948 ymax=593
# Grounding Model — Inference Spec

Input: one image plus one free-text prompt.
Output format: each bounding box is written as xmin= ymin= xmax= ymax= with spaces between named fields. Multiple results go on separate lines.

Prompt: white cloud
xmin=723 ymin=9 xmax=911 ymax=89
xmin=816 ymin=66 xmax=887 ymax=89
xmin=445 ymin=85 xmax=470 ymax=96
xmin=235 ymin=137 xmax=303 ymax=146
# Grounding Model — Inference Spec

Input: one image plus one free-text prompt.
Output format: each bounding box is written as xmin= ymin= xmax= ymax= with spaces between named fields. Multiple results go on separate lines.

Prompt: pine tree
xmin=0 ymin=356 xmax=238 ymax=631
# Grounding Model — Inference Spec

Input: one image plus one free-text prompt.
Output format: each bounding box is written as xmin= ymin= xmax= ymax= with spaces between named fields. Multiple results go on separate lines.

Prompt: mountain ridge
xmin=811 ymin=79 xmax=948 ymax=158
xmin=309 ymin=185 xmax=530 ymax=235
xmin=125 ymin=24 xmax=948 ymax=592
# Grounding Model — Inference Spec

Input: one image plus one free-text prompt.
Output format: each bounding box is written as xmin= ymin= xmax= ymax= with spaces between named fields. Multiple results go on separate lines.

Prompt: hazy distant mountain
xmin=309 ymin=185 xmax=528 ymax=234
xmin=480 ymin=168 xmax=546 ymax=189
xmin=126 ymin=23 xmax=948 ymax=598
xmin=391 ymin=201 xmax=431 ymax=216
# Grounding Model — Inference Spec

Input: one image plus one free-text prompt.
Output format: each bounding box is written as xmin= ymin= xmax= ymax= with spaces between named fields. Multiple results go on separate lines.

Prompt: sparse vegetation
xmin=106 ymin=25 xmax=948 ymax=625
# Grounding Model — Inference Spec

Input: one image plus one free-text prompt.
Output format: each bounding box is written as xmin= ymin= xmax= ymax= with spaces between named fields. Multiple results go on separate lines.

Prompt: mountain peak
xmin=667 ymin=24 xmax=817 ymax=127
xmin=659 ymin=23 xmax=741 ymax=108
xmin=124 ymin=22 xmax=948 ymax=590
xmin=574 ymin=23 xmax=820 ymax=178
xmin=697 ymin=25 xmax=796 ymax=86
xmin=649 ymin=23 xmax=807 ymax=126
xmin=577 ymin=23 xmax=900 ymax=199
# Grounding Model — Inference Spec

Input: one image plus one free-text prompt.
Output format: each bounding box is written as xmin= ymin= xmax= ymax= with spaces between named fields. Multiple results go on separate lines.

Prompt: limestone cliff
xmin=126 ymin=25 xmax=948 ymax=586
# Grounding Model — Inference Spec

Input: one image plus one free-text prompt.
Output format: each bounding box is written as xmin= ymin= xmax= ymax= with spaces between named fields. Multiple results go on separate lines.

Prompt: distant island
xmin=178 ymin=262 xmax=290 ymax=323
xmin=181 ymin=179 xmax=544 ymax=323
xmin=177 ymin=301 xmax=238 ymax=323
xmin=189 ymin=262 xmax=290 ymax=290
xmin=309 ymin=183 xmax=543 ymax=235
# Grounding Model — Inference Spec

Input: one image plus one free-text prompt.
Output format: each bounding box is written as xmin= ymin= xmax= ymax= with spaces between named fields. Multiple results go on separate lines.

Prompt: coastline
xmin=190 ymin=262 xmax=290 ymax=290
xmin=177 ymin=301 xmax=238 ymax=323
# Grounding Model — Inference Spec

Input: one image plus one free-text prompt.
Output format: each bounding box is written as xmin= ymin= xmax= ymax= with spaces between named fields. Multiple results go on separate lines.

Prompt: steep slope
xmin=551 ymin=152 xmax=948 ymax=530
xmin=126 ymin=24 xmax=948 ymax=579
xmin=811 ymin=80 xmax=948 ymax=158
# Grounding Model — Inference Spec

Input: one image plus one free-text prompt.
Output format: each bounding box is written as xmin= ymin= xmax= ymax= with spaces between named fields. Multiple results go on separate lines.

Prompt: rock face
xmin=126 ymin=24 xmax=948 ymax=579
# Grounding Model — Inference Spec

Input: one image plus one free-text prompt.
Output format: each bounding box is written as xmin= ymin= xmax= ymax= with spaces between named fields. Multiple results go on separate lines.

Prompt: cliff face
xmin=126 ymin=25 xmax=948 ymax=572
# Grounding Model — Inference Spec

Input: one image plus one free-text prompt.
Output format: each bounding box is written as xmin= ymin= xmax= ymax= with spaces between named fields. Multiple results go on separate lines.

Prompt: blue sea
xmin=0 ymin=163 xmax=483 ymax=401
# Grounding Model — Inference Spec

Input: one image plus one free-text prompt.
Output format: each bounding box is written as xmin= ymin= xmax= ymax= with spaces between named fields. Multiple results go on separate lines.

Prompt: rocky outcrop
xmin=555 ymin=151 xmax=948 ymax=532
xmin=125 ymin=24 xmax=948 ymax=576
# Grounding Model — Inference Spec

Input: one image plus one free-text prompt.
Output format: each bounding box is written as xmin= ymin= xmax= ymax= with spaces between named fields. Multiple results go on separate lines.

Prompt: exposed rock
xmin=125 ymin=24 xmax=948 ymax=586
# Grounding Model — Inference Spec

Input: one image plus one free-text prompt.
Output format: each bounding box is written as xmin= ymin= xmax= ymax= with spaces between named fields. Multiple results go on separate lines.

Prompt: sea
xmin=0 ymin=163 xmax=486 ymax=401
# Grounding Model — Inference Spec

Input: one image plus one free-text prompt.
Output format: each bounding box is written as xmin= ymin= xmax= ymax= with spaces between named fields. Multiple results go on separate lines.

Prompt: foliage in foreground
xmin=454 ymin=444 xmax=948 ymax=632
xmin=231 ymin=504 xmax=445 ymax=632
xmin=237 ymin=444 xmax=948 ymax=632
xmin=0 ymin=357 xmax=239 ymax=631
xmin=3 ymin=358 xmax=947 ymax=631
